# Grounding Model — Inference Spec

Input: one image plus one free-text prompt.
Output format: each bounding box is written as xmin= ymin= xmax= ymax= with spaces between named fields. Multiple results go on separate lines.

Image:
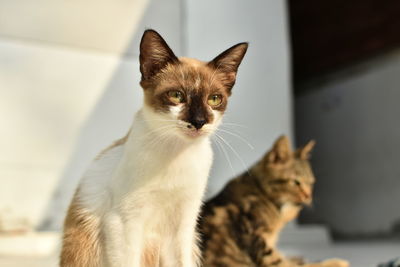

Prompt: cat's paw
xmin=320 ymin=258 xmax=350 ymax=267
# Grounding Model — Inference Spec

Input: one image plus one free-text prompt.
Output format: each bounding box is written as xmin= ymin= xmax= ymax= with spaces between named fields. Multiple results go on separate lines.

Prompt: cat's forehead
xmin=292 ymin=160 xmax=315 ymax=181
xmin=154 ymin=58 xmax=226 ymax=94
xmin=178 ymin=57 xmax=205 ymax=68
xmin=269 ymin=159 xmax=314 ymax=181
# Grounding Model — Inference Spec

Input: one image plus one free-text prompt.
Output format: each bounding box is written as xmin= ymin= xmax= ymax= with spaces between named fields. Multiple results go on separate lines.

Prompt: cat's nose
xmin=301 ymin=190 xmax=312 ymax=204
xmin=191 ymin=118 xmax=207 ymax=130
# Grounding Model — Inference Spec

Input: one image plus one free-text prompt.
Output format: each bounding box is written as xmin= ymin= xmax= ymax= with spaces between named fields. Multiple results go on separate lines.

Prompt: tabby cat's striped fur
xmin=199 ymin=136 xmax=349 ymax=267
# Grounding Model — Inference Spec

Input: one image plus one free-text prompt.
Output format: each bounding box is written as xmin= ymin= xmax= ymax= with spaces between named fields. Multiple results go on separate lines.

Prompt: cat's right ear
xmin=139 ymin=29 xmax=179 ymax=81
xmin=266 ymin=135 xmax=292 ymax=165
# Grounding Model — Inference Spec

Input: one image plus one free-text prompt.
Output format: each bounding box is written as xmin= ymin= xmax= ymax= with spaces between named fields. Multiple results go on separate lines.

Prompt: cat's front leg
xmin=175 ymin=199 xmax=202 ymax=267
xmin=238 ymin=202 xmax=287 ymax=267
xmin=159 ymin=206 xmax=200 ymax=267
xmin=103 ymin=212 xmax=144 ymax=267
xmin=103 ymin=212 xmax=126 ymax=267
xmin=246 ymin=234 xmax=289 ymax=267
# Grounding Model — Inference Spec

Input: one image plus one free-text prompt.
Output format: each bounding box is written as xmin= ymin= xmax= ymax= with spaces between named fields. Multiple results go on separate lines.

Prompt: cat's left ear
xmin=208 ymin=42 xmax=248 ymax=90
xmin=139 ymin=29 xmax=179 ymax=81
xmin=266 ymin=135 xmax=292 ymax=165
xmin=296 ymin=140 xmax=316 ymax=160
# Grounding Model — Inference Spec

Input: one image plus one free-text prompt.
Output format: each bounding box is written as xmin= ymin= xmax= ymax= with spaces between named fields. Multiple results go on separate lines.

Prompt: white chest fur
xmin=76 ymin=110 xmax=213 ymax=267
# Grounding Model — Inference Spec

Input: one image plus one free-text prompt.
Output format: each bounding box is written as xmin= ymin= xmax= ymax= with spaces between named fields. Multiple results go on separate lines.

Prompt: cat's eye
xmin=167 ymin=90 xmax=184 ymax=104
xmin=207 ymin=94 xmax=223 ymax=107
xmin=294 ymin=180 xmax=301 ymax=186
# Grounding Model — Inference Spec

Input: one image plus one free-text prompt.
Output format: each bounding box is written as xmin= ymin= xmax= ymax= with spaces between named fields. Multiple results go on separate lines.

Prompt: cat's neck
xmin=246 ymin=173 xmax=279 ymax=206
xmin=126 ymin=108 xmax=210 ymax=155
xmin=109 ymin=107 xmax=212 ymax=191
xmin=246 ymin=163 xmax=303 ymax=225
xmin=245 ymin=164 xmax=288 ymax=211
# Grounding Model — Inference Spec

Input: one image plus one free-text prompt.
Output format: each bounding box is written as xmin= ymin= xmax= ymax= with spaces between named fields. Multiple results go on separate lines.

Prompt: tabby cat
xmin=199 ymin=136 xmax=349 ymax=267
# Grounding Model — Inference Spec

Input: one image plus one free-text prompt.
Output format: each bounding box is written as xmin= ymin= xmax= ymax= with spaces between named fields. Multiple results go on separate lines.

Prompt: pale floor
xmin=0 ymin=242 xmax=398 ymax=267
xmin=281 ymin=241 xmax=399 ymax=267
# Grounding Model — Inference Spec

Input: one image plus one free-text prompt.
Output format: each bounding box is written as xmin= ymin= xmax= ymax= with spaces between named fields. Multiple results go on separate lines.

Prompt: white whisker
xmin=212 ymin=135 xmax=235 ymax=177
xmin=136 ymin=118 xmax=179 ymax=123
xmin=214 ymin=132 xmax=250 ymax=176
xmin=216 ymin=128 xmax=254 ymax=150
xmin=146 ymin=127 xmax=176 ymax=150
xmin=146 ymin=124 xmax=177 ymax=136
xmin=221 ymin=122 xmax=249 ymax=129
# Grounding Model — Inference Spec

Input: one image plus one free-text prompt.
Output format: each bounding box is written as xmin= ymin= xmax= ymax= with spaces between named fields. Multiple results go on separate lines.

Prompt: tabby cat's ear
xmin=208 ymin=42 xmax=248 ymax=90
xmin=296 ymin=140 xmax=316 ymax=160
xmin=266 ymin=135 xmax=292 ymax=164
xmin=139 ymin=29 xmax=179 ymax=81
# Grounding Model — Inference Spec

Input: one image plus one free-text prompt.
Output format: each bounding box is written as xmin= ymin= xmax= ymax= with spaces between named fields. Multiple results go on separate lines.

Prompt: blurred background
xmin=0 ymin=0 xmax=399 ymax=266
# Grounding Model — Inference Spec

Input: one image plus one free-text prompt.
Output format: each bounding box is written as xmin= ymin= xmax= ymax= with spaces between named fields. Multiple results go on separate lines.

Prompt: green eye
xmin=208 ymin=94 xmax=222 ymax=107
xmin=167 ymin=90 xmax=184 ymax=104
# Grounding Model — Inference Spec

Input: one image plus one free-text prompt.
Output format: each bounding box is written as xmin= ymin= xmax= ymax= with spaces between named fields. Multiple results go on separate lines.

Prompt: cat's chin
xmin=179 ymin=128 xmax=209 ymax=140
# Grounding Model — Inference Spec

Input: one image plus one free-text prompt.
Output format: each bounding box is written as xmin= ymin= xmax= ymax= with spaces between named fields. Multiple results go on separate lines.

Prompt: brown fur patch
xmin=141 ymin=242 xmax=160 ymax=266
xmin=60 ymin=193 xmax=102 ymax=267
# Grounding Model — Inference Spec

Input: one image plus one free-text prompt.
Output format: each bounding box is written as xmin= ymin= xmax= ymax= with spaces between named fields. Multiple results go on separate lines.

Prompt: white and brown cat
xmin=60 ymin=29 xmax=248 ymax=267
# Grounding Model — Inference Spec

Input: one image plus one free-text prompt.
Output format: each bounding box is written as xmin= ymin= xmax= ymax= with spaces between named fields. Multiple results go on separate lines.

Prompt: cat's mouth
xmin=179 ymin=124 xmax=212 ymax=139
xmin=183 ymin=128 xmax=206 ymax=138
xmin=176 ymin=121 xmax=213 ymax=139
xmin=300 ymin=198 xmax=313 ymax=206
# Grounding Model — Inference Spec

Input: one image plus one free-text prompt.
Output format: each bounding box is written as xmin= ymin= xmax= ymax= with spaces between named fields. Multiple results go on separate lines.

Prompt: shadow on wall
xmin=39 ymin=0 xmax=183 ymax=230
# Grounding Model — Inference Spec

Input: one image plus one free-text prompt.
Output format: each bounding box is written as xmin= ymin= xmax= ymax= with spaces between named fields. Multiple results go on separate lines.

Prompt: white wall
xmin=186 ymin=0 xmax=293 ymax=198
xmin=0 ymin=0 xmax=149 ymax=55
xmin=0 ymin=0 xmax=183 ymax=231
xmin=41 ymin=0 xmax=184 ymax=230
xmin=296 ymin=51 xmax=400 ymax=235
xmin=0 ymin=39 xmax=127 ymax=231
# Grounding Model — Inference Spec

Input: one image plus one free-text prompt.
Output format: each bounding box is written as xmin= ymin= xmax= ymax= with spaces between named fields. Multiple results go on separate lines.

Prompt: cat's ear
xmin=208 ymin=42 xmax=248 ymax=90
xmin=139 ymin=29 xmax=179 ymax=81
xmin=266 ymin=135 xmax=292 ymax=164
xmin=296 ymin=140 xmax=316 ymax=160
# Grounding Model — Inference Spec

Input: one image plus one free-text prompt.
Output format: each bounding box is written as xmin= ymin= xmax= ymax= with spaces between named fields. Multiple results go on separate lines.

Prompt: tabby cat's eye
xmin=207 ymin=94 xmax=223 ymax=107
xmin=167 ymin=90 xmax=184 ymax=104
